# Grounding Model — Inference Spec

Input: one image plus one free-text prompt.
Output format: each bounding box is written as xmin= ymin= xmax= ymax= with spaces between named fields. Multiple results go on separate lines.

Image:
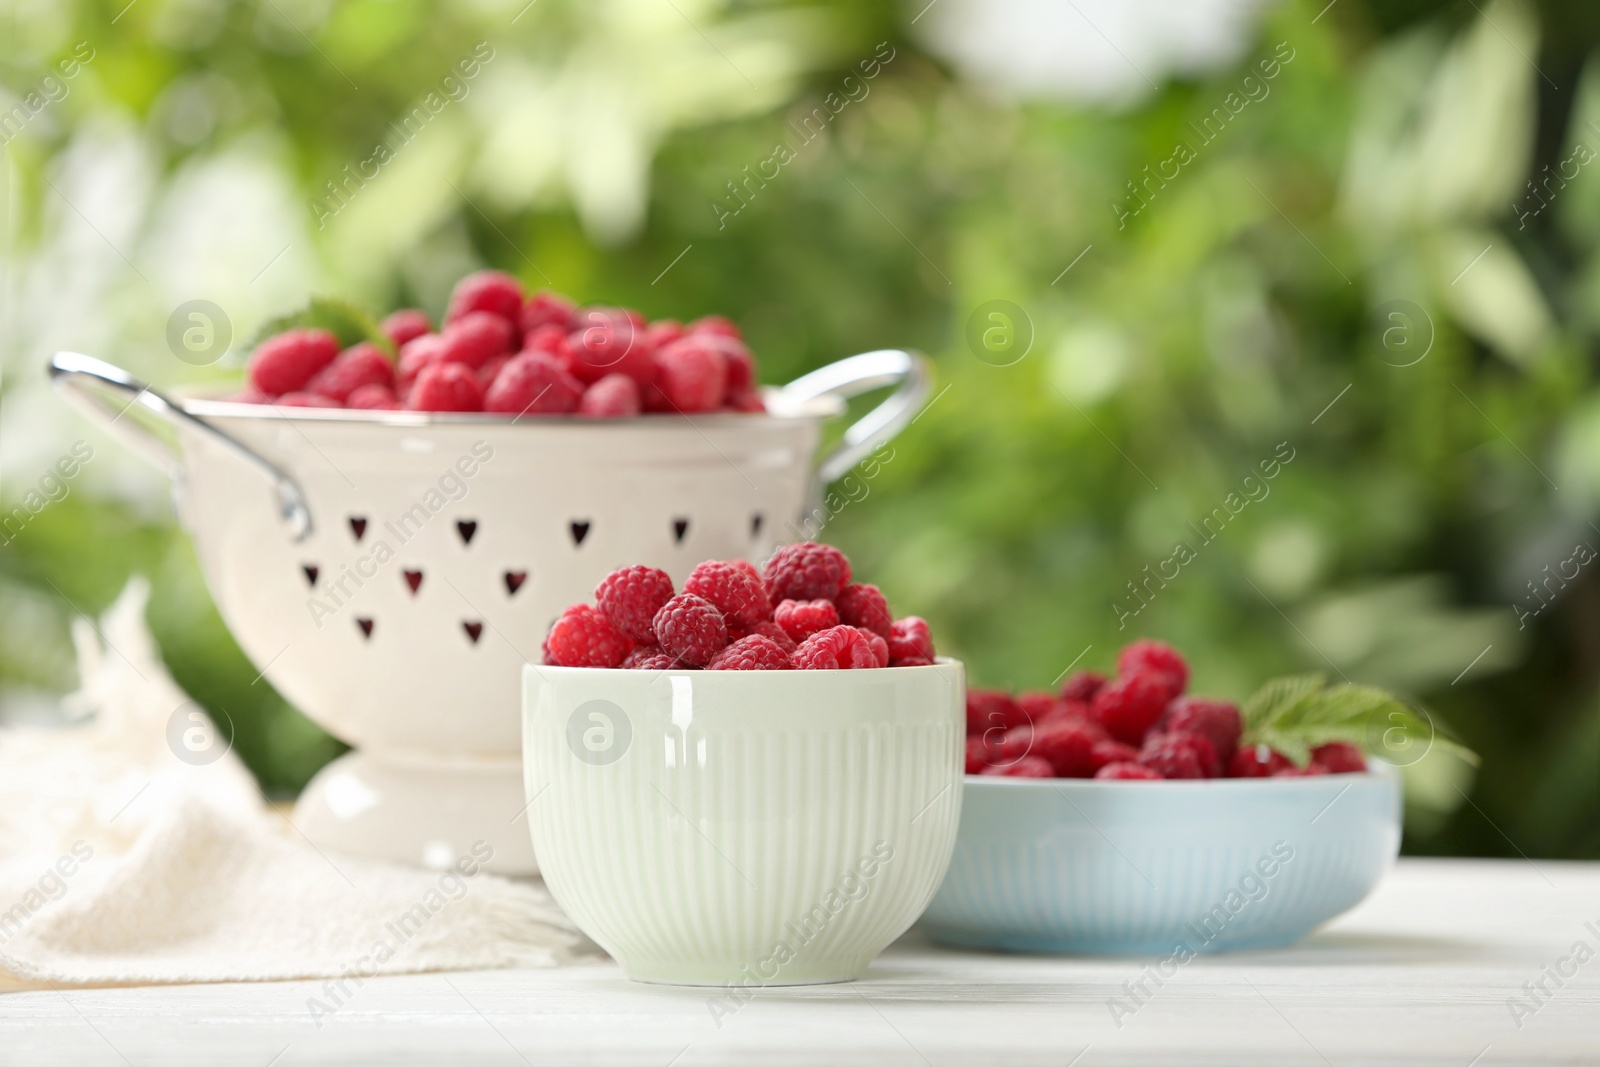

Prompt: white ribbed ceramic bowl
xmin=920 ymin=767 xmax=1401 ymax=955
xmin=522 ymin=660 xmax=965 ymax=985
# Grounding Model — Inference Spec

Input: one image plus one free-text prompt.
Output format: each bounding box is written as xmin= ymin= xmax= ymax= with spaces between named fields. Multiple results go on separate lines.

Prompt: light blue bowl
xmin=920 ymin=767 xmax=1400 ymax=955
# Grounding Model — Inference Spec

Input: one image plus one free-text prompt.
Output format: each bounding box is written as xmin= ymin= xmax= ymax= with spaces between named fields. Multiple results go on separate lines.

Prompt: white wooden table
xmin=2 ymin=859 xmax=1596 ymax=1066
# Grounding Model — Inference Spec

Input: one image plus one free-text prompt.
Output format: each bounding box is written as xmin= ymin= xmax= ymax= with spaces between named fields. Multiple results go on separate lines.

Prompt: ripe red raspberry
xmin=524 ymin=322 xmax=571 ymax=358
xmin=775 ymin=598 xmax=840 ymax=643
xmin=653 ymin=335 xmax=729 ymax=413
xmin=889 ymin=617 xmax=934 ymax=668
xmin=441 ymin=311 xmax=515 ymax=369
xmin=1142 ymin=731 xmax=1220 ymax=778
xmin=1310 ymin=742 xmax=1367 ymax=774
xmin=447 ymin=270 xmax=523 ymax=325
xmin=965 ymin=736 xmax=995 ymax=774
xmin=686 ymin=561 xmax=771 ymax=628
xmin=398 ymin=333 xmax=448 ymax=387
xmin=707 ymin=635 xmax=792 ymax=671
xmin=1117 ymin=639 xmax=1189 ymax=692
xmin=1060 ymin=671 xmax=1108 ymax=703
xmin=859 ymin=627 xmax=890 ymax=667
xmin=721 ymin=341 xmax=755 ymax=395
xmin=982 ymin=725 xmax=1034 ymax=765
xmin=1090 ymin=672 xmax=1174 ymax=745
xmin=725 ymin=388 xmax=766 ymax=413
xmin=275 ymin=391 xmax=339 ymax=407
xmin=545 ymin=605 xmax=632 ymax=668
xmin=1017 ymin=691 xmax=1064 ymax=723
xmin=1029 ymin=720 xmax=1105 ymax=777
xmin=407 ymin=362 xmax=483 ymax=412
xmin=520 ymin=290 xmax=576 ymax=334
xmin=1159 ymin=697 xmax=1242 ymax=765
xmin=624 ymin=650 xmax=679 ymax=671
xmin=483 ymin=352 xmax=582 ymax=415
xmin=346 ymin=383 xmax=398 ymax=409
xmin=1037 ymin=698 xmax=1099 ymax=730
xmin=763 ymin=541 xmax=851 ymax=602
xmin=477 ymin=354 xmax=512 ymax=390
xmin=1228 ymin=744 xmax=1293 ymax=778
xmin=729 ymin=619 xmax=795 ymax=653
xmin=307 ymin=342 xmax=394 ymax=403
xmin=966 ymin=690 xmax=1026 ymax=734
xmin=1275 ymin=764 xmax=1331 ymax=777
xmin=688 ymin=314 xmax=742 ymax=340
xmin=595 ymin=565 xmax=675 ymax=644
xmin=791 ymin=624 xmax=877 ymax=669
xmin=1096 ymin=762 xmax=1162 ymax=780
xmin=646 ymin=319 xmax=685 ymax=350
xmin=249 ymin=328 xmax=340 ymax=396
xmin=981 ymin=755 xmax=1053 ymax=778
xmin=1089 ymin=738 xmax=1138 ymax=772
xmin=835 ymin=583 xmax=891 ymax=637
xmin=578 ymin=374 xmax=642 ymax=418
xmin=652 ymin=593 xmax=728 ymax=666
xmin=568 ymin=307 xmax=655 ymax=385
xmin=382 ymin=309 xmax=432 ymax=348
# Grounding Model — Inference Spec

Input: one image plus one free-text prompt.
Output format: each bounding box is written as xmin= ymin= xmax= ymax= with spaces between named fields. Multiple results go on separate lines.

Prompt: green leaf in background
xmin=1241 ymin=674 xmax=1479 ymax=768
xmin=248 ymin=296 xmax=395 ymax=359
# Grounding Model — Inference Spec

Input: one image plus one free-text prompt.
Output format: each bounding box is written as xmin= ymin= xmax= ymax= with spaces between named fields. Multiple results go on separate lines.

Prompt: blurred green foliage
xmin=1 ymin=0 xmax=1596 ymax=859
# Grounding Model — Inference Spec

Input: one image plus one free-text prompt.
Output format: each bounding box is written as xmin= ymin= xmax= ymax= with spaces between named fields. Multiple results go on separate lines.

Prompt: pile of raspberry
xmin=237 ymin=270 xmax=765 ymax=417
xmin=967 ymin=639 xmax=1367 ymax=780
xmin=542 ymin=542 xmax=938 ymax=671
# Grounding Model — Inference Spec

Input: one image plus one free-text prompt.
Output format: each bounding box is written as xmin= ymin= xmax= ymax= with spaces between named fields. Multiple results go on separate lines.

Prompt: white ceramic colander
xmin=50 ymin=349 xmax=930 ymax=873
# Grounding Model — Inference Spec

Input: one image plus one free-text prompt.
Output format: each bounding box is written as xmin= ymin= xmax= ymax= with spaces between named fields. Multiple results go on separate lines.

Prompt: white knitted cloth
xmin=0 ymin=579 xmax=584 ymax=990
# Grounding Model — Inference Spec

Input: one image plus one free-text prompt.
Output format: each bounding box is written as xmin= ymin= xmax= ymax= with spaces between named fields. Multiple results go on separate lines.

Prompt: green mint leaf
xmin=248 ymin=295 xmax=395 ymax=359
xmin=1241 ymin=672 xmax=1325 ymax=732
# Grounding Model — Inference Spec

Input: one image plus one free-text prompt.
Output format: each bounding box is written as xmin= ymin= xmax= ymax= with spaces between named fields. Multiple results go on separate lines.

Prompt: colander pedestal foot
xmin=293 ymin=750 xmax=538 ymax=875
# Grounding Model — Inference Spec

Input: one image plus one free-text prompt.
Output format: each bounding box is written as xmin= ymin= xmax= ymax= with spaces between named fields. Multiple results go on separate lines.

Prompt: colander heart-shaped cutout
xmin=356 ymin=618 xmax=374 ymax=639
xmin=403 ymin=570 xmax=423 ymax=595
xmin=463 ymin=620 xmax=484 ymax=644
xmin=349 ymin=517 xmax=368 ymax=541
xmin=673 ymin=518 xmax=690 ymax=544
xmin=570 ymin=520 xmax=591 ymax=546
xmin=302 ymin=564 xmax=319 ymax=587
xmin=457 ymin=520 xmax=478 ymax=545
xmin=751 ymin=512 xmax=763 ymax=537
xmin=504 ymin=571 xmax=527 ymax=596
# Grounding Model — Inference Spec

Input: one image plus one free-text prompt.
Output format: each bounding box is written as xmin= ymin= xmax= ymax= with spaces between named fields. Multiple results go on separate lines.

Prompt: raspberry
xmin=1096 ymin=762 xmax=1162 ymax=780
xmin=307 ymin=342 xmax=394 ymax=402
xmin=483 ymin=352 xmax=583 ymax=415
xmin=477 ymin=354 xmax=512 ymax=389
xmin=521 ymin=290 xmax=576 ymax=334
xmin=965 ymin=736 xmax=995 ymax=774
xmin=1117 ymin=639 xmax=1189 ymax=692
xmin=1090 ymin=672 xmax=1175 ymax=745
xmin=1310 ymin=742 xmax=1367 ymax=774
xmin=1144 ymin=731 xmax=1220 ymax=778
xmin=1088 ymin=738 xmax=1138 ymax=772
xmin=1017 ymin=691 xmax=1064 ymax=723
xmin=545 ymin=604 xmax=633 ymax=668
xmin=524 ymin=323 xmax=571 ymax=359
xmin=836 ymin=583 xmax=892 ymax=637
xmin=249 ymin=328 xmax=340 ymax=396
xmin=688 ymin=314 xmax=742 ymax=340
xmin=763 ymin=541 xmax=851 ymax=602
xmin=981 ymin=755 xmax=1053 ymax=778
xmin=1029 ymin=720 xmax=1105 ymax=777
xmin=441 ymin=311 xmax=515 ymax=369
xmin=578 ymin=374 xmax=642 ymax=418
xmin=1228 ymin=744 xmax=1293 ymax=778
xmin=447 ymin=270 xmax=523 ymax=325
xmin=721 ymin=341 xmax=755 ymax=394
xmin=398 ymin=334 xmax=448 ymax=387
xmin=1275 ymin=764 xmax=1331 ymax=777
xmin=707 ymin=635 xmax=792 ymax=671
xmin=623 ymin=649 xmax=680 ymax=671
xmin=725 ymin=388 xmax=766 ymax=413
xmin=686 ymin=561 xmax=771 ymax=629
xmin=791 ymin=625 xmax=877 ymax=669
xmin=729 ymin=619 xmax=795 ymax=653
xmin=652 ymin=593 xmax=728 ymax=666
xmin=595 ymin=565 xmax=675 ymax=643
xmin=1159 ymin=697 xmax=1242 ymax=764
xmin=346 ymin=383 xmax=399 ymax=409
xmin=646 ymin=319 xmax=685 ymax=349
xmin=1038 ymin=698 xmax=1099 ymax=730
xmin=653 ymin=335 xmax=729 ymax=413
xmin=568 ymin=307 xmax=654 ymax=385
xmin=859 ymin=627 xmax=890 ymax=667
xmin=1060 ymin=671 xmax=1108 ymax=703
xmin=983 ymin=725 xmax=1034 ymax=764
xmin=382 ymin=309 xmax=432 ymax=348
xmin=275 ymin=391 xmax=339 ymax=407
xmin=966 ymin=690 xmax=1026 ymax=734
xmin=775 ymin=598 xmax=840 ymax=643
xmin=407 ymin=362 xmax=483 ymax=412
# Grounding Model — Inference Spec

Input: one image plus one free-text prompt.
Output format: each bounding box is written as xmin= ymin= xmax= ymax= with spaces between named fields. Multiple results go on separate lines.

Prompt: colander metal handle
xmin=48 ymin=352 xmax=313 ymax=541
xmin=775 ymin=349 xmax=932 ymax=483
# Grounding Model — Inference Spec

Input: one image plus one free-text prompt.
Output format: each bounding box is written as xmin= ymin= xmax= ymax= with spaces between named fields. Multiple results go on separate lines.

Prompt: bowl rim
xmin=527 ymin=655 xmax=964 ymax=679
xmin=962 ymin=759 xmax=1397 ymax=790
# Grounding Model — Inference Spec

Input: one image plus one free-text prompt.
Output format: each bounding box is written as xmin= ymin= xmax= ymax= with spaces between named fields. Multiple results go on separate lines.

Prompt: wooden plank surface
xmin=1 ymin=858 xmax=1596 ymax=1066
